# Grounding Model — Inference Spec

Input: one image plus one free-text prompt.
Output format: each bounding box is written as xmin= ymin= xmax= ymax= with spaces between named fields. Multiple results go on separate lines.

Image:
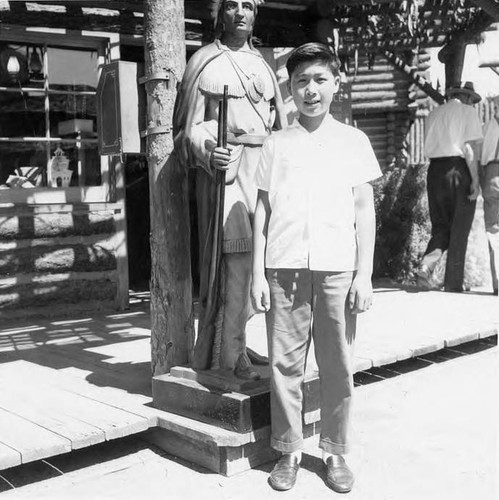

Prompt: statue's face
xmin=222 ymin=0 xmax=256 ymax=36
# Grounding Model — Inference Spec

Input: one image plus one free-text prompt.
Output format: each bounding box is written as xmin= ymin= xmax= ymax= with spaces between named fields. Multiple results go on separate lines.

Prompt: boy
xmin=251 ymin=43 xmax=381 ymax=493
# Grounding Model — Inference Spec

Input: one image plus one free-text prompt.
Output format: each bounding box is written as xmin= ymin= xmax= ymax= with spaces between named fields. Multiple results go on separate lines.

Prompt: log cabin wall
xmin=405 ymin=49 xmax=435 ymax=167
xmin=349 ymin=52 xmax=433 ymax=171
xmin=0 ymin=202 xmax=126 ymax=320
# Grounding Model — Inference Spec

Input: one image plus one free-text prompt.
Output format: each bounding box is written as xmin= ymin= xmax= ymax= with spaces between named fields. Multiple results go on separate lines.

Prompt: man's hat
xmin=446 ymin=81 xmax=482 ymax=103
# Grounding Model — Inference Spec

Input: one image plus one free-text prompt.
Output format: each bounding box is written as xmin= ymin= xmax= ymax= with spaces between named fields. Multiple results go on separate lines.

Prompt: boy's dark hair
xmin=286 ymin=42 xmax=340 ymax=79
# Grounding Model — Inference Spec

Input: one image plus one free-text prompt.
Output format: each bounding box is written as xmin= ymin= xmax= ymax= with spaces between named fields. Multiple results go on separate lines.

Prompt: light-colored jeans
xmin=480 ymin=161 xmax=499 ymax=291
xmin=265 ymin=268 xmax=356 ymax=455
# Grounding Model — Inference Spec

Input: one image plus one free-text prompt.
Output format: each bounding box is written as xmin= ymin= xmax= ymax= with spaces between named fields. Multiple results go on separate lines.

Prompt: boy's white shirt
xmin=255 ymin=114 xmax=381 ymax=272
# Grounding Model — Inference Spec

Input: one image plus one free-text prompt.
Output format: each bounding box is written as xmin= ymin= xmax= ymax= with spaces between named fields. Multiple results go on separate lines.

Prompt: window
xmin=0 ymin=42 xmax=101 ymax=190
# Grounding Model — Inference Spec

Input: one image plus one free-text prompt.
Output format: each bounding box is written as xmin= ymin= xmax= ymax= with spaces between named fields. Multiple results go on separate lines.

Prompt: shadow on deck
xmin=0 ymin=294 xmax=152 ymax=397
xmin=0 ymin=286 xmax=496 ymax=475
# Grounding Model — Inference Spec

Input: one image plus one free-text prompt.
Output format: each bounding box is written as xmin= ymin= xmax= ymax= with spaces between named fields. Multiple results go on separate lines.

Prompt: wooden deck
xmin=0 ymin=295 xmax=156 ymax=470
xmin=0 ymin=286 xmax=497 ymax=472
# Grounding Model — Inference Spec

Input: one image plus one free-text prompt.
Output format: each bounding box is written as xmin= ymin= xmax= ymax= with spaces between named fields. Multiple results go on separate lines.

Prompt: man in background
xmin=417 ymin=81 xmax=483 ymax=292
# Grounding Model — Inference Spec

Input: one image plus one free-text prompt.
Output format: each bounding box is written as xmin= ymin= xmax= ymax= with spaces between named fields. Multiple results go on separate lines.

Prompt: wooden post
xmin=438 ymin=35 xmax=467 ymax=90
xmin=111 ymin=155 xmax=130 ymax=311
xmin=144 ymin=0 xmax=194 ymax=376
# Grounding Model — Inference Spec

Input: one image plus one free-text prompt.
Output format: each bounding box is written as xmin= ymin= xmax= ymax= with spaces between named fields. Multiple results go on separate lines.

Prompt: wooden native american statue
xmin=173 ymin=0 xmax=286 ymax=380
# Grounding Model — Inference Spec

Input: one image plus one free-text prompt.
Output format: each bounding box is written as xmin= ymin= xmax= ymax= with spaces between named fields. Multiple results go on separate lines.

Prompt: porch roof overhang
xmin=0 ymin=0 xmax=497 ymax=54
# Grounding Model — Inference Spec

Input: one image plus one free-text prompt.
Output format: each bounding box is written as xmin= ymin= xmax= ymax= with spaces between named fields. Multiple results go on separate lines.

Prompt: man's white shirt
xmin=424 ymin=99 xmax=483 ymax=159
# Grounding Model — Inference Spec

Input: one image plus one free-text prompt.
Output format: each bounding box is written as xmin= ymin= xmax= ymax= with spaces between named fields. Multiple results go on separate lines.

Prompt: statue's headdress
xmin=209 ymin=0 xmax=264 ymax=19
xmin=210 ymin=0 xmax=264 ymax=44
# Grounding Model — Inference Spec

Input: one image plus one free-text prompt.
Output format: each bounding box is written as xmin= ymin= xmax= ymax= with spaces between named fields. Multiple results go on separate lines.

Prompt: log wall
xmin=349 ymin=54 xmax=408 ymax=170
xmin=350 ymin=50 xmax=433 ymax=170
xmin=0 ymin=202 xmax=126 ymax=320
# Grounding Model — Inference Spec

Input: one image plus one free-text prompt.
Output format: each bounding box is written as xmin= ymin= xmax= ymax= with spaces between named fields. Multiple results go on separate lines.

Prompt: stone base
xmin=150 ymin=366 xmax=322 ymax=475
xmin=152 ymin=367 xmax=321 ymax=434
xmin=145 ymin=418 xmax=321 ymax=477
xmin=170 ymin=365 xmax=271 ymax=393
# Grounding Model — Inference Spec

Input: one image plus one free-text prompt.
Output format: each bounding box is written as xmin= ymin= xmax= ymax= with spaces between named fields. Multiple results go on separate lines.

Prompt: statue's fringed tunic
xmin=173 ymin=39 xmax=286 ymax=371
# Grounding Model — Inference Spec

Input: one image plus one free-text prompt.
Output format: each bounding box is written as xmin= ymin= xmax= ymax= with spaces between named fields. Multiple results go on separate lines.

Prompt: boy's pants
xmin=265 ymin=268 xmax=356 ymax=455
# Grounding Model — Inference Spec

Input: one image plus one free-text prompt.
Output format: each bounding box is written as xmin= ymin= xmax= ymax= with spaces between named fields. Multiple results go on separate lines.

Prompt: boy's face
xmin=222 ymin=0 xmax=256 ymax=36
xmin=288 ymin=61 xmax=340 ymax=123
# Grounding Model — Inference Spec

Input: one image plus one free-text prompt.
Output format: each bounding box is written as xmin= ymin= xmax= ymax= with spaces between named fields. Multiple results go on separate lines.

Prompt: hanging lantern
xmin=6 ymin=54 xmax=20 ymax=80
xmin=0 ymin=46 xmax=29 ymax=85
xmin=28 ymin=46 xmax=43 ymax=77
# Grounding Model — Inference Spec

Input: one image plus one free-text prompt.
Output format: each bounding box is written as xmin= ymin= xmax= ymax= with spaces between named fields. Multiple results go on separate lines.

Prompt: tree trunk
xmin=144 ymin=0 xmax=194 ymax=376
xmin=438 ymin=35 xmax=466 ymax=90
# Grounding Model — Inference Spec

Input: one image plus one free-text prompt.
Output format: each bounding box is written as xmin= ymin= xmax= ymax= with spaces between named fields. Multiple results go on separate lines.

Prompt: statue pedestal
xmin=150 ymin=366 xmax=322 ymax=475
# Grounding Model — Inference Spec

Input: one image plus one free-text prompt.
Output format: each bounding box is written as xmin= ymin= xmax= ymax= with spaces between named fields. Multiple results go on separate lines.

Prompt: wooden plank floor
xmin=0 ymin=361 xmax=153 ymax=468
xmin=0 ymin=288 xmax=496 ymax=472
xmin=0 ymin=298 xmax=156 ymax=470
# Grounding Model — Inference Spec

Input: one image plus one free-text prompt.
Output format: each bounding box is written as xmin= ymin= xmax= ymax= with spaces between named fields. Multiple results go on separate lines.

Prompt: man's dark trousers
xmin=421 ymin=157 xmax=476 ymax=291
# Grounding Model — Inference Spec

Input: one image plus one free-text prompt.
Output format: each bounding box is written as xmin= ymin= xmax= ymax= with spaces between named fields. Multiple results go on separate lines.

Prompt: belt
xmin=430 ymin=156 xmax=464 ymax=161
xmin=227 ymin=132 xmax=267 ymax=146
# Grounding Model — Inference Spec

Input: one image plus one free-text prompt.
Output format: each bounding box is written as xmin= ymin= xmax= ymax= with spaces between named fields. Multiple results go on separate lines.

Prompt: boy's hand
xmin=210 ymin=146 xmax=231 ymax=171
xmin=349 ymin=274 xmax=373 ymax=314
xmin=251 ymin=275 xmax=271 ymax=313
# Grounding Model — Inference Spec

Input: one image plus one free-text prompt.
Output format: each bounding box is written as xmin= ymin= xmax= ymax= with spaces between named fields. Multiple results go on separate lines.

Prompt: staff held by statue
xmin=193 ymin=85 xmax=228 ymax=370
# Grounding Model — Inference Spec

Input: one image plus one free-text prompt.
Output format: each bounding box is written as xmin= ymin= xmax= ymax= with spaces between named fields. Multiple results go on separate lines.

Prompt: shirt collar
xmin=290 ymin=113 xmax=338 ymax=136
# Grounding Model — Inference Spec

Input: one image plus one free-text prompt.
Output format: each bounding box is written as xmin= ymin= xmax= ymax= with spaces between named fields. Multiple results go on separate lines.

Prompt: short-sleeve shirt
xmin=255 ymin=114 xmax=382 ymax=272
xmin=424 ymin=99 xmax=483 ymax=159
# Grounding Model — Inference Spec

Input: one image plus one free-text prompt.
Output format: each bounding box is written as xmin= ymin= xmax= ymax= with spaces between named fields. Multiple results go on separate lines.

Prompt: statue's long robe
xmin=173 ymin=40 xmax=286 ymax=369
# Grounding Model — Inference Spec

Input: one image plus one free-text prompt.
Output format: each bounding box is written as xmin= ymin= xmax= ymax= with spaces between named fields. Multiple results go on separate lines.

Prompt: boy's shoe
xmin=325 ymin=455 xmax=354 ymax=493
xmin=416 ymin=266 xmax=434 ymax=290
xmin=268 ymin=454 xmax=300 ymax=491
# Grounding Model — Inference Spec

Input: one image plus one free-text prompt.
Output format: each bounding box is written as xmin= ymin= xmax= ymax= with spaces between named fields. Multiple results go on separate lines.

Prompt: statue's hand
xmin=251 ymin=274 xmax=271 ymax=312
xmin=210 ymin=146 xmax=231 ymax=171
